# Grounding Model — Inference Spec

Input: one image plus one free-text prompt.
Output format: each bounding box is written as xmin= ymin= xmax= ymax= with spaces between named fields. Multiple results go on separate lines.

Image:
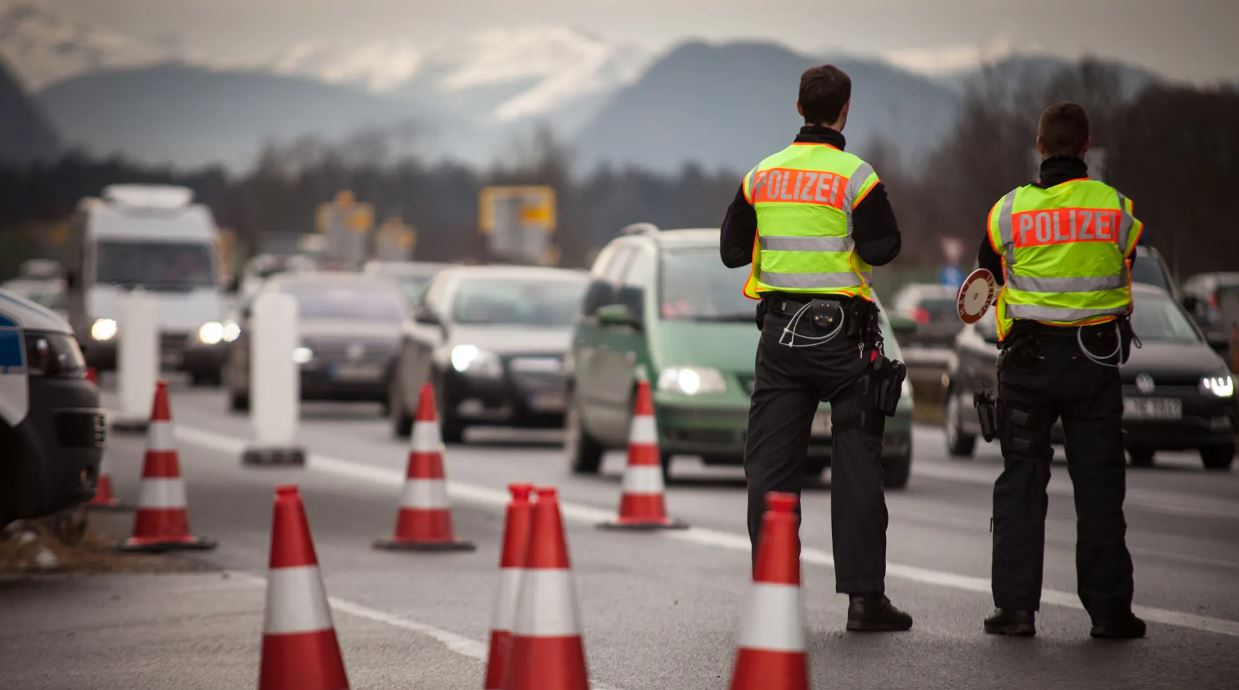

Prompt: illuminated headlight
xmin=222 ymin=321 xmax=241 ymax=343
xmin=1201 ymin=374 xmax=1234 ymax=398
xmin=450 ymin=344 xmax=502 ymax=377
xmin=293 ymin=346 xmax=313 ymax=364
xmin=90 ymin=318 xmax=118 ymax=341
xmin=658 ymin=367 xmax=726 ymax=395
xmin=197 ymin=321 xmax=224 ymax=345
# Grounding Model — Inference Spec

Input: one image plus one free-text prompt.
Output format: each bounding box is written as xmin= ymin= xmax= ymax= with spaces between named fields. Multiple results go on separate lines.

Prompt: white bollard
xmin=242 ymin=291 xmax=305 ymax=465
xmin=113 ymin=291 xmax=158 ymax=432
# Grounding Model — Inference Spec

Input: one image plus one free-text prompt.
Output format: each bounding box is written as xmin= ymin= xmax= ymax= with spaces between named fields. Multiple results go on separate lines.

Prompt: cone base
xmin=373 ymin=537 xmax=476 ymax=552
xmin=597 ymin=517 xmax=689 ymax=531
xmin=118 ymin=536 xmax=217 ymax=553
xmin=109 ymin=417 xmax=149 ymax=433
xmin=242 ymin=446 xmax=306 ymax=467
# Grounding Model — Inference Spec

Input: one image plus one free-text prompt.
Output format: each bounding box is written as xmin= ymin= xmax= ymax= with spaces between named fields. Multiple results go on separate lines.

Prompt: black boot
xmin=984 ymin=609 xmax=1036 ymax=636
xmin=846 ymin=594 xmax=913 ymax=632
xmin=1090 ymin=613 xmax=1146 ymax=639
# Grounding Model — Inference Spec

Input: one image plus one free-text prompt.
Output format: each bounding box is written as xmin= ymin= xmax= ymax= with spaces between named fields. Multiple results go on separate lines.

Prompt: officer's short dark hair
xmin=1038 ymin=102 xmax=1091 ymax=157
xmin=799 ymin=65 xmax=851 ymax=124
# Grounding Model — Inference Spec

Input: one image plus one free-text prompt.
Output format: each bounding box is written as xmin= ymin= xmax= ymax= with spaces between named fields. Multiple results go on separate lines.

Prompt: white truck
xmin=66 ymin=185 xmax=228 ymax=385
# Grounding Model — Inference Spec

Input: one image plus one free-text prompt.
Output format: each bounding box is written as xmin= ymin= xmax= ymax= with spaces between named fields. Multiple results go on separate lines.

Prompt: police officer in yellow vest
xmin=721 ymin=65 xmax=912 ymax=632
xmin=979 ymin=102 xmax=1147 ymax=639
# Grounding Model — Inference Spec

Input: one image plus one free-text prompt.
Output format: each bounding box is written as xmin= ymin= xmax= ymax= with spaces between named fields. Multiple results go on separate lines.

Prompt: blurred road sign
xmin=374 ymin=218 xmax=417 ymax=262
xmin=316 ymin=190 xmax=374 ymax=269
xmin=479 ymin=186 xmax=556 ymax=265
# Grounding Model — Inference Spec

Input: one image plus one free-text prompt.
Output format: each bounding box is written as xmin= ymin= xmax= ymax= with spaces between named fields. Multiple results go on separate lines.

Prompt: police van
xmin=0 ymin=288 xmax=105 ymax=527
xmin=66 ymin=184 xmax=228 ymax=385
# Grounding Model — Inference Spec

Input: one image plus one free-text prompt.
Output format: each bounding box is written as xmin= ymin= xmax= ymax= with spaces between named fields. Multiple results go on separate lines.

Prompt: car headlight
xmin=658 ymin=366 xmax=727 ymax=395
xmin=90 ymin=318 xmax=117 ymax=341
xmin=293 ymin=346 xmax=314 ymax=364
xmin=1201 ymin=374 xmax=1234 ymax=398
xmin=197 ymin=321 xmax=224 ymax=345
xmin=222 ymin=321 xmax=241 ymax=343
xmin=450 ymin=344 xmax=503 ymax=377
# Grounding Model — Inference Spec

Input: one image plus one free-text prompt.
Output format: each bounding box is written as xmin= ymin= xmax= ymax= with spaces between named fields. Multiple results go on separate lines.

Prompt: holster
xmin=974 ymin=389 xmax=998 ymax=442
xmin=1117 ymin=315 xmax=1137 ymax=364
xmin=869 ymin=351 xmax=906 ymax=418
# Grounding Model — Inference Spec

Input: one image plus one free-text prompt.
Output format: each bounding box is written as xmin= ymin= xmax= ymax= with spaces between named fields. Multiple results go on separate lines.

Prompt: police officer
xmin=720 ymin=65 xmax=911 ymax=632
xmin=979 ymin=101 xmax=1146 ymax=638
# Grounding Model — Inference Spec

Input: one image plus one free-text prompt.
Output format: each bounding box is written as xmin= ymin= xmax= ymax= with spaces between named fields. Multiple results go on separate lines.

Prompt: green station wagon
xmin=566 ymin=225 xmax=913 ymax=487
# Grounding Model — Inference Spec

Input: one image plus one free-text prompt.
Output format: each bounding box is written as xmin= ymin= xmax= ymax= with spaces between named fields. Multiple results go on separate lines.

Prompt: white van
xmin=66 ymin=185 xmax=228 ymax=385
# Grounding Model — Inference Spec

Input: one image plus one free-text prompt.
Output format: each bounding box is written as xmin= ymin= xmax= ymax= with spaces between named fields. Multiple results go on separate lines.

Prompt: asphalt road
xmin=5 ymin=378 xmax=1239 ymax=689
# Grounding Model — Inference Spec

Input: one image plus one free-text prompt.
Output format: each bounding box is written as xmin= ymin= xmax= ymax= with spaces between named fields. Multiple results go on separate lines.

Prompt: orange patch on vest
xmin=750 ymin=168 xmax=847 ymax=209
xmin=1013 ymin=208 xmax=1121 ymax=248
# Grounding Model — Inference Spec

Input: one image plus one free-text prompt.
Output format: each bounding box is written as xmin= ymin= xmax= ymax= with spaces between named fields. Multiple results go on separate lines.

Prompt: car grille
xmin=307 ymin=339 xmax=393 ymax=364
xmin=507 ymin=356 xmax=568 ymax=390
xmin=160 ymin=332 xmax=188 ymax=354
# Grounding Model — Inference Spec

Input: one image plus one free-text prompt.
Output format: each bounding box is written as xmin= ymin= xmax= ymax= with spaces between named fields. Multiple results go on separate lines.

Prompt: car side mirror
xmin=1205 ymin=330 xmax=1230 ymax=353
xmin=888 ymin=315 xmax=917 ymax=340
xmin=1181 ymin=294 xmax=1199 ymax=314
xmin=64 ymin=270 xmax=79 ymax=290
xmin=597 ymin=303 xmax=639 ymax=329
xmin=414 ymin=305 xmax=441 ymax=326
xmin=224 ymin=274 xmax=241 ymax=293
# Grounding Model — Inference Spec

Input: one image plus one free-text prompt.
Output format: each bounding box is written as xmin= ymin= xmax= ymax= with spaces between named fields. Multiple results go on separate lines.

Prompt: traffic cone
xmin=504 ymin=487 xmax=589 ymax=690
xmin=119 ymin=380 xmax=216 ymax=552
xmin=730 ymin=492 xmax=809 ymax=690
xmin=599 ymin=380 xmax=686 ymax=530
xmin=86 ymin=472 xmax=123 ymax=510
xmin=373 ymin=383 xmax=475 ymax=552
xmin=484 ymin=483 xmax=535 ymax=689
xmin=259 ymin=485 xmax=350 ymax=690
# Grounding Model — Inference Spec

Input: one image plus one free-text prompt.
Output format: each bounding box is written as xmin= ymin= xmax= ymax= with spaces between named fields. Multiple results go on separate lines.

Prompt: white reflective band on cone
xmin=621 ymin=465 xmax=665 ymax=494
xmin=629 ymin=416 xmax=657 ymax=444
xmin=146 ymin=421 xmax=176 ymax=451
xmin=512 ymin=570 xmax=581 ymax=636
xmin=737 ymin=583 xmax=807 ymax=652
xmin=137 ymin=478 xmax=187 ymax=509
xmin=400 ymin=479 xmax=450 ymax=509
xmin=411 ymin=421 xmax=442 ymax=452
xmin=264 ymin=565 xmax=335 ymax=634
xmin=490 ymin=568 xmax=524 ymax=630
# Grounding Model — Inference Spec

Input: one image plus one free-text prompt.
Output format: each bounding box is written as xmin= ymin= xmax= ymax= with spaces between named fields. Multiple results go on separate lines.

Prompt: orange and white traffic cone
xmin=599 ymin=380 xmax=686 ymax=530
xmin=259 ymin=485 xmax=350 ymax=690
xmin=374 ymin=383 xmax=475 ymax=552
xmin=484 ymin=483 xmax=534 ymax=689
xmin=730 ymin=492 xmax=809 ymax=690
xmin=119 ymin=380 xmax=215 ymax=552
xmin=86 ymin=472 xmax=123 ymax=510
xmin=504 ymin=487 xmax=589 ymax=690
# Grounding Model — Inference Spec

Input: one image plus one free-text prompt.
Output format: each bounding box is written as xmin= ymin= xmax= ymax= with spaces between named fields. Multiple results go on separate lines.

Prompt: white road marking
xmin=177 ymin=425 xmax=1239 ymax=639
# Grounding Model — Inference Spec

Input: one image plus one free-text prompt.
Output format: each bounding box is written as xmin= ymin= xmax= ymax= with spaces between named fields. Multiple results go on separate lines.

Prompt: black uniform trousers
xmin=992 ymin=329 xmax=1134 ymax=619
xmin=743 ymin=300 xmax=888 ymax=594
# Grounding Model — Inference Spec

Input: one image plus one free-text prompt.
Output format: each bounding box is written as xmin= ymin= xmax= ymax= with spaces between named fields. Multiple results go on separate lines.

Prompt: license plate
xmin=811 ymin=411 xmax=832 ymax=437
xmin=529 ymin=391 xmax=566 ymax=412
xmin=332 ymin=363 xmax=382 ymax=382
xmin=1123 ymin=397 xmax=1182 ymax=420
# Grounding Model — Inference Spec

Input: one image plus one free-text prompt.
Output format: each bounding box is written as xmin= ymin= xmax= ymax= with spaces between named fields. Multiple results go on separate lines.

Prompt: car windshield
xmin=391 ymin=275 xmax=434 ymax=305
xmin=1131 ymin=251 xmax=1171 ymax=292
xmin=283 ymin=282 xmax=405 ymax=321
xmin=660 ymin=249 xmax=755 ymax=322
xmin=96 ymin=241 xmax=216 ymax=289
xmin=1131 ymin=291 xmax=1200 ymax=343
xmin=452 ymin=276 xmax=586 ymax=326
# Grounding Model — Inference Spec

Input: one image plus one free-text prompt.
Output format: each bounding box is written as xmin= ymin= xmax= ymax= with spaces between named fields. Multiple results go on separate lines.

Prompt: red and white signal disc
xmin=957 ymin=268 xmax=997 ymax=324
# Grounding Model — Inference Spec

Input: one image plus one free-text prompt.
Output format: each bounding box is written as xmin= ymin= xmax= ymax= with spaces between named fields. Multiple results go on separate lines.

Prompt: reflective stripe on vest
xmin=987 ymin=178 xmax=1142 ymax=340
xmin=741 ymin=144 xmax=878 ymax=300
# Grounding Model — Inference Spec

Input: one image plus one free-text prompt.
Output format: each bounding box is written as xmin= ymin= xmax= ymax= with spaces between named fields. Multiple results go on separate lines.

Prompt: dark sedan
xmin=943 ymin=284 xmax=1236 ymax=470
xmin=225 ymin=272 xmax=407 ymax=412
xmin=389 ymin=265 xmax=587 ymax=442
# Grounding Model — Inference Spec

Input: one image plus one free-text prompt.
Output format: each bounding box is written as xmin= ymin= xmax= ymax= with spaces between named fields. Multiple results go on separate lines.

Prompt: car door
xmin=399 ymin=274 xmax=452 ymax=406
xmin=592 ymin=245 xmax=655 ymax=442
xmin=574 ymin=244 xmax=633 ymax=442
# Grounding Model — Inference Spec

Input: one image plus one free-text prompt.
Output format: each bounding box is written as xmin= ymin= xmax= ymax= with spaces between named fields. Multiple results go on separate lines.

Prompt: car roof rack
xmin=620 ymin=222 xmax=660 ymax=236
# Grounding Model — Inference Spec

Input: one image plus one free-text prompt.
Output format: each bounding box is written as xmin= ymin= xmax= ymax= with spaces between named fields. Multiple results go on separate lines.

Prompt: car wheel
xmin=804 ymin=455 xmax=830 ymax=477
xmin=229 ymin=387 xmax=249 ymax=413
xmin=1201 ymin=444 xmax=1235 ymax=471
xmin=565 ymin=396 xmax=604 ymax=474
xmin=390 ymin=380 xmax=412 ymax=439
xmin=882 ymin=451 xmax=912 ymax=489
xmin=944 ymin=390 xmax=976 ymax=458
xmin=1128 ymin=448 xmax=1155 ymax=468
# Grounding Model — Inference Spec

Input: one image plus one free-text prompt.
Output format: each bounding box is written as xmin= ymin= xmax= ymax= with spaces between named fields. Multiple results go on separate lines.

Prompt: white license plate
xmin=1123 ymin=397 xmax=1182 ymax=420
xmin=811 ymin=411 xmax=832 ymax=437
xmin=529 ymin=391 xmax=567 ymax=412
xmin=333 ymin=363 xmax=382 ymax=382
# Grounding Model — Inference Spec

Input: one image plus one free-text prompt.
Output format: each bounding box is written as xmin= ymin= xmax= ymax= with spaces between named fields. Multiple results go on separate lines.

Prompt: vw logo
xmin=346 ymin=343 xmax=365 ymax=360
xmin=1135 ymin=374 xmax=1155 ymax=394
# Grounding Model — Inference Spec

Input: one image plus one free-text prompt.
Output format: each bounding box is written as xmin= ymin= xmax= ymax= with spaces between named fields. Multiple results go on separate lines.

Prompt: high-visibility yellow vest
xmin=986 ymin=178 xmax=1143 ymax=341
xmin=741 ymin=142 xmax=881 ymax=300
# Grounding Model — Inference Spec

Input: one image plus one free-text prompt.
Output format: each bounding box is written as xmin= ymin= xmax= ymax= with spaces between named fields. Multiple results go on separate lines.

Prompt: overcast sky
xmin=55 ymin=0 xmax=1239 ymax=83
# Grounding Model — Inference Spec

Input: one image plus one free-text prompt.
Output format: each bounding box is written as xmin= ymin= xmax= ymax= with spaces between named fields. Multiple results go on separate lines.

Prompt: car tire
xmin=882 ymin=451 xmax=912 ymax=489
xmin=229 ymin=387 xmax=249 ymax=413
xmin=1129 ymin=448 xmax=1155 ymax=468
xmin=804 ymin=455 xmax=830 ymax=477
xmin=566 ymin=396 xmax=604 ymax=474
xmin=390 ymin=380 xmax=412 ymax=439
xmin=1201 ymin=444 xmax=1235 ymax=471
xmin=441 ymin=416 xmax=466 ymax=444
xmin=944 ymin=390 xmax=976 ymax=458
